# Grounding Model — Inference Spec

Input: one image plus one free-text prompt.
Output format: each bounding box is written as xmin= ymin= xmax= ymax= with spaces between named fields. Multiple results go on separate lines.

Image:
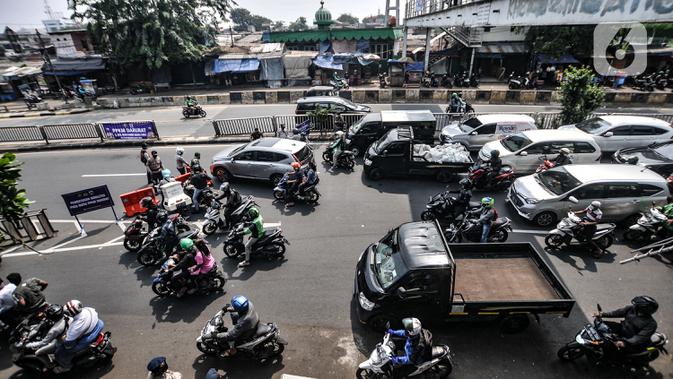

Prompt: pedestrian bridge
xmin=405 ymin=0 xmax=673 ymax=27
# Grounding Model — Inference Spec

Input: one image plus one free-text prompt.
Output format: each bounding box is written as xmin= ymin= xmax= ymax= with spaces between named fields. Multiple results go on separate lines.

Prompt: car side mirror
xmin=603 ymin=131 xmax=614 ymax=137
xmin=519 ymin=151 xmax=528 ymax=156
xmin=568 ymin=196 xmax=579 ymax=204
xmin=470 ymin=131 xmax=477 ymax=136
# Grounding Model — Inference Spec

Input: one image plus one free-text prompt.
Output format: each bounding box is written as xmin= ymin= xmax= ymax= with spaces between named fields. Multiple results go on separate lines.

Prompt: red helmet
xmin=291 ymin=162 xmax=301 ymax=170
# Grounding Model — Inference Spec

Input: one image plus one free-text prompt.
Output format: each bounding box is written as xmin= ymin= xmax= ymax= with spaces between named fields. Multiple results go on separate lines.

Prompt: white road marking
xmin=81 ymin=173 xmax=146 ymax=177
xmin=281 ymin=375 xmax=317 ymax=379
xmin=512 ymin=229 xmax=546 ymax=235
xmin=1 ymin=241 xmax=124 ymax=258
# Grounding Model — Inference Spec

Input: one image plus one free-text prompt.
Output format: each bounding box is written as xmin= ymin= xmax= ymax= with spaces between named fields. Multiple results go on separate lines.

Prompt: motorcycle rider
xmin=449 ymin=92 xmax=465 ymax=113
xmin=54 ymin=300 xmax=104 ymax=373
xmin=386 ymin=317 xmax=430 ymax=369
xmin=184 ymin=96 xmax=198 ymax=111
xmin=24 ymin=304 xmax=67 ymax=358
xmin=190 ymin=152 xmax=202 ymax=172
xmin=139 ymin=197 xmax=162 ymax=230
xmin=285 ymin=162 xmax=304 ymax=208
xmin=141 ymin=142 xmax=152 ymax=184
xmin=575 ymin=200 xmax=603 ymax=257
xmin=445 ymin=178 xmax=473 ymax=217
xmin=169 ymin=238 xmax=215 ymax=297
xmin=484 ymin=149 xmax=503 ymax=186
xmin=250 ymin=128 xmax=263 ymax=141
xmin=593 ymin=296 xmax=658 ymax=354
xmin=175 ymin=147 xmax=189 ymax=175
xmin=297 ymin=162 xmax=318 ymax=196
xmin=214 ymin=182 xmax=242 ymax=226
xmin=12 ymin=277 xmax=48 ymax=318
xmin=658 ymin=196 xmax=673 ymax=232
xmin=468 ymin=197 xmax=498 ymax=243
xmin=190 ymin=169 xmax=211 ymax=213
xmin=0 ymin=273 xmax=21 ymax=330
xmin=239 ymin=207 xmax=265 ymax=268
xmin=205 ymin=295 xmax=260 ymax=357
xmin=553 ymin=147 xmax=572 ymax=167
xmin=328 ymin=131 xmax=345 ymax=171
xmin=147 ymin=356 xmax=182 ymax=379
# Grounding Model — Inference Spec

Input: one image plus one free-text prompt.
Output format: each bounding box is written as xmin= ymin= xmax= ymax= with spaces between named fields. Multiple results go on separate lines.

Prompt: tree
xmin=230 ymin=8 xmax=272 ymax=32
xmin=559 ymin=66 xmax=604 ymax=125
xmin=271 ymin=21 xmax=285 ymax=31
xmin=526 ymin=26 xmax=594 ymax=58
xmin=337 ymin=14 xmax=359 ymax=25
xmin=0 ymin=153 xmax=31 ymax=238
xmin=69 ymin=0 xmax=234 ymax=71
xmin=288 ymin=17 xmax=308 ymax=32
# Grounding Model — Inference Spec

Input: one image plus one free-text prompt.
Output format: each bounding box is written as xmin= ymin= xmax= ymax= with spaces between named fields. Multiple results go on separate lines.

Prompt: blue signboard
xmin=101 ymin=121 xmax=158 ymax=140
xmin=61 ymin=185 xmax=114 ymax=216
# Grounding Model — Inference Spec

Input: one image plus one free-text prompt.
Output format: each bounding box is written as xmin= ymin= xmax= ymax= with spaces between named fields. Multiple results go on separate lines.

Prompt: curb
xmin=0 ymin=108 xmax=93 ymax=119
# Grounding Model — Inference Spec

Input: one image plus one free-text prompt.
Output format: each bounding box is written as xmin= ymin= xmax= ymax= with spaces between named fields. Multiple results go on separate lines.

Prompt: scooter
xmin=468 ymin=163 xmax=514 ymax=191
xmin=222 ymin=223 xmax=288 ymax=261
xmin=182 ymin=105 xmax=207 ymax=118
xmin=196 ymin=307 xmax=287 ymax=364
xmin=378 ymin=73 xmax=387 ymax=88
xmin=544 ymin=198 xmax=616 ymax=251
xmin=202 ymin=196 xmax=257 ymax=235
xmin=136 ymin=215 xmax=199 ymax=266
xmin=420 ymin=192 xmax=478 ymax=224
xmin=151 ymin=256 xmax=226 ymax=297
xmin=356 ymin=331 xmax=453 ymax=378
xmin=558 ymin=304 xmax=668 ymax=368
xmin=623 ymin=205 xmax=670 ymax=243
xmin=273 ymin=178 xmax=320 ymax=204
xmin=322 ymin=149 xmax=355 ymax=170
xmin=444 ymin=215 xmax=512 ymax=243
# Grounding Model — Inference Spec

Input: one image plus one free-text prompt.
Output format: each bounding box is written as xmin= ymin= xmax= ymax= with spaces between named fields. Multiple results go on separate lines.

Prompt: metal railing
xmin=42 ymin=123 xmax=103 ymax=143
xmin=0 ymin=209 xmax=57 ymax=248
xmin=213 ymin=114 xmax=367 ymax=137
xmin=0 ymin=122 xmax=161 ymax=145
xmin=0 ymin=126 xmax=45 ymax=142
xmin=406 ymin=0 xmax=479 ymax=19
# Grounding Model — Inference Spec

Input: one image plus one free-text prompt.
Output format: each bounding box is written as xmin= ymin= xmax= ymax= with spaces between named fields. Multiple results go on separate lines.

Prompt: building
xmin=47 ymin=27 xmax=94 ymax=58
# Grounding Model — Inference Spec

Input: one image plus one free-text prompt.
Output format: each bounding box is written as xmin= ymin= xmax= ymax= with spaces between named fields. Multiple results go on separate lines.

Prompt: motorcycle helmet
xmin=248 ymin=207 xmax=260 ymax=219
xmin=219 ymin=182 xmax=231 ymax=195
xmin=45 ymin=304 xmax=64 ymax=321
xmin=459 ymin=178 xmax=472 ymax=189
xmin=560 ymin=147 xmax=570 ymax=155
xmin=335 ymin=131 xmax=344 ymax=138
xmin=161 ymin=169 xmax=171 ymax=179
xmin=231 ymin=295 xmax=249 ymax=313
xmin=140 ymin=197 xmax=154 ymax=209
xmin=402 ymin=317 xmax=422 ymax=337
xmin=291 ymin=162 xmax=301 ymax=170
xmin=194 ymin=152 xmax=201 ymax=159
xmin=147 ymin=356 xmax=168 ymax=376
xmin=490 ymin=149 xmax=500 ymax=159
xmin=180 ymin=238 xmax=195 ymax=252
xmin=481 ymin=197 xmax=494 ymax=208
xmin=63 ymin=300 xmax=83 ymax=317
xmin=451 ymin=92 xmax=458 ymax=98
xmin=589 ymin=201 xmax=601 ymax=210
xmin=191 ymin=164 xmax=202 ymax=172
xmin=141 ymin=142 xmax=148 ymax=149
xmin=6 ymin=273 xmax=21 ymax=286
xmin=151 ymin=150 xmax=158 ymax=157
xmin=176 ymin=146 xmax=184 ymax=155
xmin=632 ymin=295 xmax=658 ymax=315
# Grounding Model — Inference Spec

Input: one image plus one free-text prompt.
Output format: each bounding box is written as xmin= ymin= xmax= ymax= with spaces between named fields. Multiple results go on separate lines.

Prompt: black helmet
xmin=194 ymin=152 xmax=201 ymax=159
xmin=631 ymin=296 xmax=658 ymax=315
xmin=490 ymin=149 xmax=500 ymax=158
xmin=140 ymin=197 xmax=154 ymax=209
xmin=141 ymin=142 xmax=148 ymax=149
xmin=219 ymin=182 xmax=231 ymax=195
xmin=459 ymin=178 xmax=472 ymax=189
xmin=45 ymin=304 xmax=64 ymax=321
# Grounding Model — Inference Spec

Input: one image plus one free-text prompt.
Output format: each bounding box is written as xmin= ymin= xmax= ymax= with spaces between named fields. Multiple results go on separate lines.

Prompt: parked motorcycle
xmin=273 ymin=178 xmax=320 ymax=204
xmin=151 ymin=256 xmax=226 ymax=297
xmin=632 ymin=74 xmax=655 ymax=92
xmin=468 ymin=163 xmax=514 ymax=191
xmin=183 ymin=105 xmax=207 ymax=118
xmin=379 ymin=73 xmax=387 ymax=89
xmin=202 ymin=196 xmax=258 ymax=235
xmin=136 ymin=214 xmax=199 ymax=266
xmin=469 ymin=72 xmax=480 ymax=88
xmin=558 ymin=304 xmax=668 ymax=368
xmin=445 ymin=215 xmax=512 ymax=243
xmin=356 ymin=331 xmax=453 ymax=379
xmin=623 ymin=206 xmax=670 ymax=243
xmin=440 ymin=73 xmax=453 ymax=88
xmin=544 ymin=199 xmax=616 ymax=251
xmin=196 ymin=307 xmax=287 ymax=364
xmin=222 ymin=224 xmax=288 ymax=261
xmin=322 ymin=149 xmax=355 ymax=170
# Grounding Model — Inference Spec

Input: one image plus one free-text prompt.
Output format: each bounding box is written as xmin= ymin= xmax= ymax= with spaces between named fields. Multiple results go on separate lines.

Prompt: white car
xmin=559 ymin=115 xmax=673 ymax=152
xmin=478 ymin=130 xmax=601 ymax=174
xmin=440 ymin=114 xmax=537 ymax=150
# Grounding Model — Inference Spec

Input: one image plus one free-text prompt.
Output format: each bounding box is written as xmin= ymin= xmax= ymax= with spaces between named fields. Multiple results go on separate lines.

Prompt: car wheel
xmin=367 ymin=168 xmax=384 ymax=181
xmin=270 ymin=174 xmax=283 ymax=185
xmin=214 ymin=167 xmax=231 ymax=182
xmin=534 ymin=211 xmax=557 ymax=227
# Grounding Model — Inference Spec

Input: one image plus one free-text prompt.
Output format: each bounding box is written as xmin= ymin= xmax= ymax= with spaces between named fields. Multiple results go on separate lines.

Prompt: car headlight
xmin=525 ymin=198 xmax=539 ymax=204
xmin=364 ymin=158 xmax=372 ymax=166
xmin=359 ymin=292 xmax=375 ymax=311
xmin=345 ymin=138 xmax=351 ymax=144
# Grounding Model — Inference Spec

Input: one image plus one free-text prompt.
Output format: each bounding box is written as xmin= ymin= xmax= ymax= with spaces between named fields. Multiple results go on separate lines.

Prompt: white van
xmin=440 ymin=114 xmax=537 ymax=151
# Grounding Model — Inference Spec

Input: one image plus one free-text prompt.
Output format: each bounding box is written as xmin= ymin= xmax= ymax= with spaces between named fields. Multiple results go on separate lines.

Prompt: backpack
xmin=140 ymin=150 xmax=148 ymax=164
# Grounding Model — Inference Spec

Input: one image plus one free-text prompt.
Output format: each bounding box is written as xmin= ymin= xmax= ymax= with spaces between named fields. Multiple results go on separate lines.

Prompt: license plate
xmin=283 ymin=237 xmax=290 ymax=245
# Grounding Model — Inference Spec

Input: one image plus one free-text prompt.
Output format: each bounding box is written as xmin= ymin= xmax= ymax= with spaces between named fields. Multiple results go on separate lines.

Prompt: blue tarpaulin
xmin=356 ymin=40 xmax=369 ymax=53
xmin=536 ymin=54 xmax=579 ymax=65
xmin=212 ymin=58 xmax=260 ymax=73
xmin=313 ymin=55 xmax=343 ymax=70
xmin=405 ymin=62 xmax=425 ymax=72
xmin=319 ymin=41 xmax=332 ymax=54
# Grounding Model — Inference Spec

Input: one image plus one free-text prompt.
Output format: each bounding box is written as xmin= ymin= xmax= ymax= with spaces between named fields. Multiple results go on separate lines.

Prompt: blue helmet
xmin=161 ymin=169 xmax=171 ymax=178
xmin=231 ymin=295 xmax=249 ymax=313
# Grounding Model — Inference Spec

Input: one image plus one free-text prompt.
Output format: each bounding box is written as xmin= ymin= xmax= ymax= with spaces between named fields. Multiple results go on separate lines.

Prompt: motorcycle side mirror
xmin=597 ymin=303 xmax=602 ymax=312
xmin=568 ymin=196 xmax=579 ymax=204
xmin=603 ymin=131 xmax=614 ymax=138
xmin=519 ymin=151 xmax=528 ymax=156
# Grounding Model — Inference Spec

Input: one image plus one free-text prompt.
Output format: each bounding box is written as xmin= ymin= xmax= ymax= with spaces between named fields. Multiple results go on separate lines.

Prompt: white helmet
xmin=560 ymin=148 xmax=570 ymax=155
xmin=64 ymin=299 xmax=83 ymax=317
xmin=589 ymin=201 xmax=601 ymax=210
xmin=335 ymin=131 xmax=344 ymax=137
xmin=402 ymin=317 xmax=422 ymax=337
xmin=176 ymin=147 xmax=184 ymax=155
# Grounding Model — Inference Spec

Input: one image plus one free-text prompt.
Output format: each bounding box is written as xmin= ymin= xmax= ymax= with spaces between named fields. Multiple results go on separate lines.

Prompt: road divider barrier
xmin=0 ymin=121 xmax=160 ymax=145
xmin=0 ymin=209 xmax=57 ymax=248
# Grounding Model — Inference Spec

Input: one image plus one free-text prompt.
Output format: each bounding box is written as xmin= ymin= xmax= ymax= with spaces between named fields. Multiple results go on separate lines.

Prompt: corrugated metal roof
xmin=476 ymin=43 xmax=528 ymax=54
xmin=267 ymin=28 xmax=402 ymax=43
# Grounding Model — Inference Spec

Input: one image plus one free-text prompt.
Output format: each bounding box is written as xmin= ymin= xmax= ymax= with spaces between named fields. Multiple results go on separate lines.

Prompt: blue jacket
xmin=387 ymin=329 xmax=426 ymax=366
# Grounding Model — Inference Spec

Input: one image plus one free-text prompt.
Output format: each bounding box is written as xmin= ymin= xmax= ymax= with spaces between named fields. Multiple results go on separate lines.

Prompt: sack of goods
xmin=413 ymin=143 xmax=471 ymax=163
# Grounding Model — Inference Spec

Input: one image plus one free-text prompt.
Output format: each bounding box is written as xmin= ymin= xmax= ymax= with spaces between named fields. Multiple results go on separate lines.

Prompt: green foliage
xmin=70 ymin=0 xmax=234 ymax=70
xmin=337 ymin=14 xmax=359 ymax=25
xmin=527 ymin=26 xmax=594 ymax=58
xmin=559 ymin=66 xmax=604 ymax=125
xmin=230 ymin=8 xmax=272 ymax=32
xmin=288 ymin=17 xmax=308 ymax=32
xmin=0 ymin=153 xmax=31 ymax=223
xmin=308 ymin=107 xmax=330 ymax=119
xmin=271 ymin=21 xmax=285 ymax=31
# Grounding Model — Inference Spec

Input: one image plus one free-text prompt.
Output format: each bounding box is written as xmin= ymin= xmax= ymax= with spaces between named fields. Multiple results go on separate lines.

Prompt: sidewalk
xmin=0 ymin=97 xmax=93 ymax=119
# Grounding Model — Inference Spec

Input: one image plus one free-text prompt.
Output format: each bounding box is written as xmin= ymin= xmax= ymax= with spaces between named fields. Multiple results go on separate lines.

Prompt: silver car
xmin=210 ymin=138 xmax=314 ymax=184
xmin=507 ymin=164 xmax=670 ymax=227
xmin=440 ymin=114 xmax=537 ymax=150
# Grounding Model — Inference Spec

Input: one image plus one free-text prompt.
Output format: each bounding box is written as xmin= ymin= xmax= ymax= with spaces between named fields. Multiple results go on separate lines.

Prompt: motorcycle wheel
xmin=322 ymin=151 xmax=332 ymax=162
xmin=344 ymin=157 xmax=355 ymax=170
xmin=223 ymin=243 xmax=242 ymax=258
xmin=545 ymin=234 xmax=565 ymax=249
xmin=199 ymin=110 xmax=207 ymax=117
xmin=595 ymin=234 xmax=614 ymax=249
xmin=258 ymin=341 xmax=285 ymax=365
xmin=202 ymin=222 xmax=217 ymax=236
xmin=350 ymin=146 xmax=362 ymax=157
xmin=421 ymin=210 xmax=435 ymax=221
xmin=151 ymin=281 xmax=171 ymax=297
xmin=264 ymin=242 xmax=286 ymax=259
xmin=306 ymin=190 xmax=319 ymax=203
xmin=210 ymin=274 xmax=226 ymax=291
xmin=557 ymin=342 xmax=585 ymax=361
xmin=491 ymin=229 xmax=509 ymax=243
xmin=623 ymin=230 xmax=646 ymax=242
xmin=137 ymin=250 xmax=158 ymax=266
xmin=182 ymin=110 xmax=190 ymax=118
xmin=196 ymin=341 xmax=219 ymax=356
xmin=434 ymin=361 xmax=453 ymax=378
xmin=123 ymin=238 xmax=141 ymax=252
xmin=273 ymin=190 xmax=285 ymax=201
xmin=355 ymin=368 xmax=377 ymax=379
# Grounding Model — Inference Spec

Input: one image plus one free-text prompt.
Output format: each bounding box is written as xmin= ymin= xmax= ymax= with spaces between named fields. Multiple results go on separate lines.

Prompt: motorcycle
xmin=535 ymin=157 xmax=555 ymax=174
xmin=453 ymin=72 xmax=468 ymax=88
xmin=222 ymin=223 xmax=288 ymax=261
xmin=183 ymin=182 xmax=214 ymax=210
xmin=330 ymin=76 xmax=349 ymax=91
xmin=623 ymin=206 xmax=670 ymax=243
xmin=151 ymin=256 xmax=226 ymax=297
xmin=468 ymin=163 xmax=514 ymax=191
xmin=183 ymin=105 xmax=207 ymax=118
xmin=136 ymin=214 xmax=199 ymax=266
xmin=273 ymin=178 xmax=320 ymax=204
xmin=6 ymin=303 xmax=52 ymax=347
xmin=356 ymin=331 xmax=453 ymax=379
xmin=632 ymin=74 xmax=655 ymax=92
xmin=13 ymin=331 xmax=117 ymax=374
xmin=469 ymin=72 xmax=480 ymax=88
xmin=444 ymin=215 xmax=512 ymax=243
xmin=440 ymin=74 xmax=453 ymax=88
xmin=322 ymin=149 xmax=355 ymax=170
xmin=420 ymin=192 xmax=477 ymax=224
xmin=202 ymin=196 xmax=258 ymax=235
xmin=558 ymin=304 xmax=668 ymax=368
xmin=379 ymin=73 xmax=387 ymax=89
xmin=196 ymin=308 xmax=287 ymax=364
xmin=544 ymin=200 xmax=616 ymax=251
xmin=444 ymin=101 xmax=474 ymax=115
xmin=123 ymin=215 xmax=159 ymax=252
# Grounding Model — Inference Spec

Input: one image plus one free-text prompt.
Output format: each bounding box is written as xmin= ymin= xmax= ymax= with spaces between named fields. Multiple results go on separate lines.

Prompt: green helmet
xmin=248 ymin=207 xmax=260 ymax=219
xmin=451 ymin=92 xmax=458 ymax=98
xmin=180 ymin=238 xmax=194 ymax=251
xmin=481 ymin=197 xmax=494 ymax=208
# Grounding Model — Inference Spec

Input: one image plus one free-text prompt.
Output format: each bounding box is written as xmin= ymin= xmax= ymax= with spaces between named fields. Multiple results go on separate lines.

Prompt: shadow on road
xmin=544 ymin=245 xmax=616 ymax=274
xmin=220 ymin=255 xmax=287 ymax=282
xmin=118 ymin=251 xmax=157 ymax=287
xmin=149 ymin=292 xmax=223 ymax=323
xmin=191 ymin=353 xmax=284 ymax=379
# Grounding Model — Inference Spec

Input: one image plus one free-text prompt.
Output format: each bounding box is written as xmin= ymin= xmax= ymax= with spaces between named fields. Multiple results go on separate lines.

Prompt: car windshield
xmin=654 ymin=142 xmax=673 ymax=158
xmin=373 ymin=230 xmax=405 ymax=289
xmin=460 ymin=117 xmax=482 ymax=132
xmin=228 ymin=144 xmax=246 ymax=157
xmin=501 ymin=133 xmax=532 ymax=151
xmin=350 ymin=117 xmax=366 ymax=134
xmin=575 ymin=117 xmax=611 ymax=134
xmin=374 ymin=132 xmax=396 ymax=154
xmin=536 ymin=167 xmax=581 ymax=195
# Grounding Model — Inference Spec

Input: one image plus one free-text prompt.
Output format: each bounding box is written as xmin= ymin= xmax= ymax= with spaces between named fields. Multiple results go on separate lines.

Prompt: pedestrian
xmin=205 ymin=368 xmax=227 ymax=379
xmin=147 ymin=356 xmax=182 ymax=379
xmin=190 ymin=169 xmax=210 ymax=213
xmin=275 ymin=124 xmax=289 ymax=139
xmin=191 ymin=152 xmax=202 ymax=173
xmin=175 ymin=147 xmax=189 ymax=175
xmin=250 ymin=128 xmax=263 ymax=141
xmin=146 ymin=150 xmax=164 ymax=185
xmin=140 ymin=142 xmax=152 ymax=184
xmin=0 ymin=273 xmax=21 ymax=329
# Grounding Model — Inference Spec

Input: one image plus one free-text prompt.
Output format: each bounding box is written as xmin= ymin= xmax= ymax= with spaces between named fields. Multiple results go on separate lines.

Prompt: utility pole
xmin=35 ymin=29 xmax=67 ymax=104
xmin=229 ymin=26 xmax=235 ymax=47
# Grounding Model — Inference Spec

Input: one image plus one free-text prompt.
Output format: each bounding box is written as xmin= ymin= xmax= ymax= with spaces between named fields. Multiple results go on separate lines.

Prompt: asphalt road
xmin=0 ymin=143 xmax=672 ymax=379
xmin=2 ymin=103 xmax=673 ymax=140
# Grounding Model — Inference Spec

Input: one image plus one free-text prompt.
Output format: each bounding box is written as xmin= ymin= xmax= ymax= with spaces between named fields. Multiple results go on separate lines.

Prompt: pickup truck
xmin=363 ymin=126 xmax=473 ymax=183
xmin=354 ymin=220 xmax=575 ymax=333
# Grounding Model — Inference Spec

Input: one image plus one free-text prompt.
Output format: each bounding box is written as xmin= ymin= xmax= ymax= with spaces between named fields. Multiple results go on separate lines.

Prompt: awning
xmin=211 ymin=58 xmax=260 ymax=74
xmin=266 ymin=28 xmax=403 ymax=43
xmin=536 ymin=54 xmax=579 ymax=65
xmin=1 ymin=66 xmax=42 ymax=80
xmin=46 ymin=58 xmax=106 ymax=72
xmin=313 ymin=55 xmax=343 ymax=70
xmin=405 ymin=62 xmax=425 ymax=72
xmin=477 ymin=43 xmax=528 ymax=55
xmin=283 ymin=52 xmax=315 ymax=79
xmin=42 ymin=70 xmax=86 ymax=76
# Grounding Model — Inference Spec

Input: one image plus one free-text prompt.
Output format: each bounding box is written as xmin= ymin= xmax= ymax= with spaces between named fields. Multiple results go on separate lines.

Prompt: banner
xmin=62 ymin=185 xmax=115 ymax=216
xmin=101 ymin=121 xmax=158 ymax=139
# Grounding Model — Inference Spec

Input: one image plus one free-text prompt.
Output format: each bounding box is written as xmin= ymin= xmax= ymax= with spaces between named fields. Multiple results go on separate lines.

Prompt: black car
xmin=613 ymin=141 xmax=673 ymax=177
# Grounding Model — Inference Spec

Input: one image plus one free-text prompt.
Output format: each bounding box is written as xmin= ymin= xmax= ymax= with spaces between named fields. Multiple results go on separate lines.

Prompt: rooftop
xmin=398 ymin=221 xmax=450 ymax=270
xmin=599 ymin=115 xmax=671 ymax=128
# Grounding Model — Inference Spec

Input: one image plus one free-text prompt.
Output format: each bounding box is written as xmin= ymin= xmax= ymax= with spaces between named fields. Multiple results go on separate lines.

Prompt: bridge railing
xmin=406 ymin=0 xmax=479 ymax=19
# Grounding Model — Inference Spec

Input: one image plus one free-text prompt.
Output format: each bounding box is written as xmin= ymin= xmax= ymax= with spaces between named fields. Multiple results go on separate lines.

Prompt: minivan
xmin=440 ymin=114 xmax=537 ymax=150
xmin=507 ymin=164 xmax=670 ymax=226
xmin=295 ymin=96 xmax=371 ymax=115
xmin=346 ymin=110 xmax=436 ymax=156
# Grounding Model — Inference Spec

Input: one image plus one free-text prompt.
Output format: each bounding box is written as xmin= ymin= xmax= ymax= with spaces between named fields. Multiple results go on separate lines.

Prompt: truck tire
xmin=436 ymin=171 xmax=454 ymax=183
xmin=367 ymin=168 xmax=384 ymax=181
xmin=367 ymin=314 xmax=395 ymax=332
xmin=499 ymin=314 xmax=530 ymax=334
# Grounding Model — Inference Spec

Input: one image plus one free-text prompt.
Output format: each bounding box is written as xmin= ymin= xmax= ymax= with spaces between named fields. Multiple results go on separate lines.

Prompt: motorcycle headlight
xmin=364 ymin=158 xmax=372 ymax=166
xmin=358 ymin=292 xmax=375 ymax=311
